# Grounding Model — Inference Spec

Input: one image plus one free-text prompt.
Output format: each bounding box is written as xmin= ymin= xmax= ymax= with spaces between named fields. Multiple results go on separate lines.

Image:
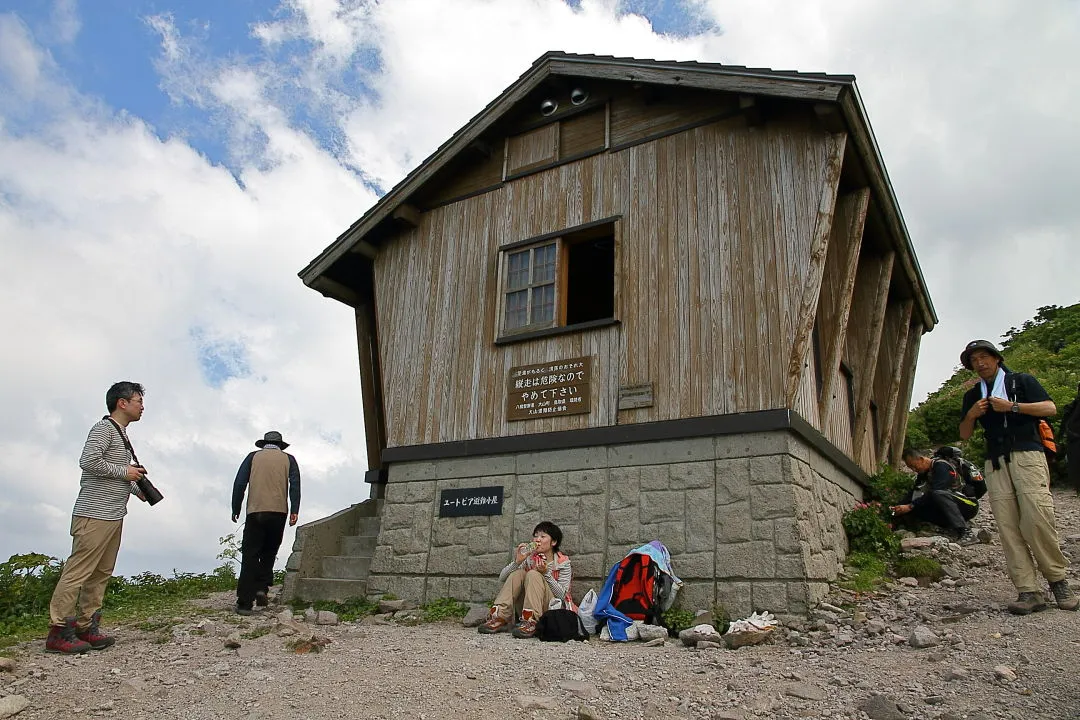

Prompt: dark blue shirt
xmin=960 ymin=372 xmax=1049 ymax=461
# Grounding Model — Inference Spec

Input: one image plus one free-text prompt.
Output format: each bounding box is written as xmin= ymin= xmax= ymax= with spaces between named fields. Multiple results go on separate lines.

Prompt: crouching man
xmin=892 ymin=448 xmax=979 ymax=545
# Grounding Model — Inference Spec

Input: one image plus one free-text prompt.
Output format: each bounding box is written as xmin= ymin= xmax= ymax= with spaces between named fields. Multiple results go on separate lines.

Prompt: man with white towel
xmin=959 ymin=340 xmax=1077 ymax=615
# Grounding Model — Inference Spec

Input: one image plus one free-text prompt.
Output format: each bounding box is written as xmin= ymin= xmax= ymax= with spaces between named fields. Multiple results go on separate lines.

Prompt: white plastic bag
xmin=576 ymin=589 xmax=598 ymax=635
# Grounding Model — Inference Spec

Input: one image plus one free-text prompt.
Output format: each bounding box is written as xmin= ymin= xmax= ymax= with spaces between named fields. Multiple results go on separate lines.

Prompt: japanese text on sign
xmin=438 ymin=486 xmax=504 ymax=517
xmin=506 ymin=356 xmax=592 ymax=422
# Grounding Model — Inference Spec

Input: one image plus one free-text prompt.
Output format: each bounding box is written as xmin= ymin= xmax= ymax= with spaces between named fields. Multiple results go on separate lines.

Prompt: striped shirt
xmin=71 ymin=418 xmax=139 ymax=521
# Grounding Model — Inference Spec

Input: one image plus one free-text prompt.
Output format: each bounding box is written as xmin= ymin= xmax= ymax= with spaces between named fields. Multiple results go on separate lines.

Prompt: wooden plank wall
xmin=374 ymin=115 xmax=843 ymax=447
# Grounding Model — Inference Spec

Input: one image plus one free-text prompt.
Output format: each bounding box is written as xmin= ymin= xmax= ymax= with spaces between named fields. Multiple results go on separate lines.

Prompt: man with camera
xmin=959 ymin=339 xmax=1077 ymax=615
xmin=231 ymin=431 xmax=301 ymax=615
xmin=46 ymin=381 xmax=149 ymax=654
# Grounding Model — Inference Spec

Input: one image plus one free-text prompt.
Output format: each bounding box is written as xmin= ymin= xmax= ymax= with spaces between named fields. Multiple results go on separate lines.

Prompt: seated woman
xmin=478 ymin=521 xmax=573 ymax=638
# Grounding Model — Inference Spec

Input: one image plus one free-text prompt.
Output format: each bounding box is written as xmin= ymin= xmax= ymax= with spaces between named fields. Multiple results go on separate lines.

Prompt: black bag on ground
xmin=535 ymin=609 xmax=589 ymax=642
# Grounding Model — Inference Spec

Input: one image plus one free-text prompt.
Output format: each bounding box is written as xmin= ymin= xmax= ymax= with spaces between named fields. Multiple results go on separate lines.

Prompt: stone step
xmin=355 ymin=517 xmax=381 ymax=536
xmin=322 ymin=555 xmax=372 ymax=580
xmin=294 ymin=578 xmax=368 ymax=603
xmin=340 ymin=535 xmax=377 ymax=556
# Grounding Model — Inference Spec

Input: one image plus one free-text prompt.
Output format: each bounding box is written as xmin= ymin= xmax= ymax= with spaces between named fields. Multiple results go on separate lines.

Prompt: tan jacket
xmin=232 ymin=447 xmax=301 ymax=516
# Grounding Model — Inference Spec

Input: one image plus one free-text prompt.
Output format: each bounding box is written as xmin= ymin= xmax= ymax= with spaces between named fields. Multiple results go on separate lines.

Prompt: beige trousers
xmin=49 ymin=516 xmax=123 ymax=627
xmin=492 ymin=569 xmax=554 ymax=620
xmin=984 ymin=450 xmax=1068 ymax=592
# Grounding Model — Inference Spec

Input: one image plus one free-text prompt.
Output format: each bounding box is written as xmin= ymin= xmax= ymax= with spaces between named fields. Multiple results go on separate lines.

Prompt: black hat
xmin=255 ymin=431 xmax=289 ymax=450
xmin=960 ymin=340 xmax=1003 ymax=371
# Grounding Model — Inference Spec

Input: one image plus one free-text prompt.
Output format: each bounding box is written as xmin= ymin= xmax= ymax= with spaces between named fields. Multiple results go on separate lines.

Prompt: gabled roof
xmin=300 ymin=51 xmax=936 ymax=329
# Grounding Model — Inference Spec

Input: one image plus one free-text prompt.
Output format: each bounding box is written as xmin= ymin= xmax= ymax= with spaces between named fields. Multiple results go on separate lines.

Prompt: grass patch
xmin=0 ymin=552 xmax=238 ymax=649
xmin=839 ymin=552 xmax=889 ymax=593
xmin=893 ymin=556 xmax=944 ymax=582
xmin=241 ymin=625 xmax=274 ymax=640
xmin=288 ymin=597 xmax=379 ymax=622
xmin=420 ymin=597 xmax=468 ymax=623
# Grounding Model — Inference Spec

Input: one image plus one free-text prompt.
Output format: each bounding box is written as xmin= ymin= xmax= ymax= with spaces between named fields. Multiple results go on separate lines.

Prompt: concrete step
xmin=340 ymin=535 xmax=377 ymax=556
xmin=322 ymin=555 xmax=372 ymax=580
xmin=294 ymin=578 xmax=368 ymax=603
xmin=355 ymin=517 xmax=381 ymax=536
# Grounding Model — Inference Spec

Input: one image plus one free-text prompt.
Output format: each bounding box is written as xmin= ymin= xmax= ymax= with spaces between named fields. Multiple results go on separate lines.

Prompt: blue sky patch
xmin=190 ymin=327 xmax=251 ymax=388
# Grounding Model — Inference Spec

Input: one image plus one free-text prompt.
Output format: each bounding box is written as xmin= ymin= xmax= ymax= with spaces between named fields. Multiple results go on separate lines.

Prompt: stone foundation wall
xmin=368 ymin=430 xmax=862 ymax=617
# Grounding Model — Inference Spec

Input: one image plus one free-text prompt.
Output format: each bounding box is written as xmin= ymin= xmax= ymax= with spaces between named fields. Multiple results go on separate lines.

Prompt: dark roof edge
xmin=840 ymin=84 xmax=938 ymax=330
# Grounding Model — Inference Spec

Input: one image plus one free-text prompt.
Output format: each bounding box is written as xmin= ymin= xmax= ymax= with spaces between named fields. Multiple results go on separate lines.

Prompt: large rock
xmin=461 ymin=605 xmax=490 ymax=628
xmin=518 ymin=696 xmax=560 ymax=711
xmin=679 ymin=625 xmax=722 ymax=647
xmin=558 ymin=679 xmax=599 ymax=700
xmin=858 ymin=694 xmax=906 ymax=720
xmin=315 ymin=610 xmax=339 ymax=626
xmin=224 ymin=632 xmax=242 ymax=649
xmin=783 ymin=683 xmax=825 ymax=701
xmin=908 ymin=626 xmax=939 ymax=649
xmin=0 ymin=658 xmax=16 ymax=673
xmin=637 ymin=624 xmax=668 ymax=642
xmin=0 ymin=696 xmax=29 ymax=719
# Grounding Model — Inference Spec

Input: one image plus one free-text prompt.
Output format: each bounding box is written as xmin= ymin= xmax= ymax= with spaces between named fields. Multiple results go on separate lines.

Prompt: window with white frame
xmin=498 ymin=220 xmax=616 ymax=339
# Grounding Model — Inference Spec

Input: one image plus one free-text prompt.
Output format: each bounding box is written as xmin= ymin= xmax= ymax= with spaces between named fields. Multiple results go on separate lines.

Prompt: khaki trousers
xmin=49 ymin=516 xmax=123 ymax=627
xmin=492 ymin=569 xmax=554 ymax=620
xmin=984 ymin=450 xmax=1068 ymax=592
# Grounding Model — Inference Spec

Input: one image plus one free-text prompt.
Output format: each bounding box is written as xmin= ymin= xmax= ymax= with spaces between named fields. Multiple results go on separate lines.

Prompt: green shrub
xmin=0 ymin=553 xmax=63 ymax=636
xmin=893 ymin=556 xmax=944 ymax=582
xmin=865 ymin=463 xmax=916 ymax=507
xmin=842 ymin=502 xmax=900 ymax=558
xmin=661 ymin=607 xmax=695 ymax=636
xmin=289 ymin=596 xmax=379 ymax=622
xmin=421 ymin=597 xmax=468 ymax=623
xmin=711 ymin=604 xmax=731 ymax=635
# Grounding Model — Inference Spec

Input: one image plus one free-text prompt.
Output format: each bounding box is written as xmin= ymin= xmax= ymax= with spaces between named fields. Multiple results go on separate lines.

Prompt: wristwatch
xmin=1011 ymin=402 xmax=1020 ymax=414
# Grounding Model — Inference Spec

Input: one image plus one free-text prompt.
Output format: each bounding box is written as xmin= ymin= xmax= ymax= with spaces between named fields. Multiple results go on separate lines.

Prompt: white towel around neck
xmin=979 ymin=367 xmax=1008 ymax=400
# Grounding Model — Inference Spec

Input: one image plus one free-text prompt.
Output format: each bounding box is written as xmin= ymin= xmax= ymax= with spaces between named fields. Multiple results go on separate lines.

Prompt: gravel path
xmin=3 ymin=491 xmax=1080 ymax=720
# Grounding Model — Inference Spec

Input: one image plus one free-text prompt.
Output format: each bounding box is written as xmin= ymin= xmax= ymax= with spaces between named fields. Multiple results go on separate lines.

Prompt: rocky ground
xmin=3 ymin=491 xmax=1080 ymax=720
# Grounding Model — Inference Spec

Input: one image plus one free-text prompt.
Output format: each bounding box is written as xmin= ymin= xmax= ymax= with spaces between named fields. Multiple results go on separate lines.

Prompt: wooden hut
xmin=290 ymin=52 xmax=936 ymax=616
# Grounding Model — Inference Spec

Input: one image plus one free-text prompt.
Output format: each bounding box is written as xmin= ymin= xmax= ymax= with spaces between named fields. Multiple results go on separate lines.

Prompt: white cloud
xmin=50 ymin=0 xmax=80 ymax=44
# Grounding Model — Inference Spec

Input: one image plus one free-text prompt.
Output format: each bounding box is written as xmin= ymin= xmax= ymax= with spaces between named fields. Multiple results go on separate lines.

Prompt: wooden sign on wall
xmin=507 ymin=356 xmax=592 ymax=421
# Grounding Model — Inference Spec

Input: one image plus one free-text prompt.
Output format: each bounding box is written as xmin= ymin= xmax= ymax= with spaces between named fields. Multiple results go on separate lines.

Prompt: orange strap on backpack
xmin=1038 ymin=419 xmax=1057 ymax=456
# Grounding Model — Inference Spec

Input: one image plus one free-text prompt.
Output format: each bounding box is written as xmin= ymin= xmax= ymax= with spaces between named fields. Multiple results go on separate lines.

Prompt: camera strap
xmin=104 ymin=416 xmax=141 ymax=466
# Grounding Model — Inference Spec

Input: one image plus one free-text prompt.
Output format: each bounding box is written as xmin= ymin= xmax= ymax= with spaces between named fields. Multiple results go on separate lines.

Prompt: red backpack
xmin=610 ymin=553 xmax=662 ymax=624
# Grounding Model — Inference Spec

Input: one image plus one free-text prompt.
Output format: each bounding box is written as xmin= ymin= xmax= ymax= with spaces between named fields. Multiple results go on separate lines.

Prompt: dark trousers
xmin=912 ymin=490 xmax=978 ymax=533
xmin=237 ymin=512 xmax=287 ymax=608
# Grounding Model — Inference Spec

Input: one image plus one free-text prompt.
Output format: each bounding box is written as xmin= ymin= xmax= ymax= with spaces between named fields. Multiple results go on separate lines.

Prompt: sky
xmin=1 ymin=0 xmax=1078 ymax=576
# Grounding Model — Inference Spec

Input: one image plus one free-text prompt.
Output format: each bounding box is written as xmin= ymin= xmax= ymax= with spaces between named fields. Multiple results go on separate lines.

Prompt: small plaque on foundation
xmin=439 ymin=486 xmax=504 ymax=517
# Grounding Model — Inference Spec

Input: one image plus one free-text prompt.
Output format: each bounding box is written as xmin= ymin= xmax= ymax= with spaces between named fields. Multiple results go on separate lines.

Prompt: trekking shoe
xmin=477 ymin=606 xmax=510 ymax=634
xmin=1007 ymin=591 xmax=1047 ymax=615
xmin=235 ymin=605 xmax=254 ymax=616
xmin=512 ymin=610 xmax=538 ymax=639
xmin=45 ymin=618 xmax=92 ymax=654
xmin=255 ymin=590 xmax=269 ymax=607
xmin=76 ymin=612 xmax=115 ymax=650
xmin=1050 ymin=580 xmax=1079 ymax=611
xmin=955 ymin=528 xmax=979 ymax=547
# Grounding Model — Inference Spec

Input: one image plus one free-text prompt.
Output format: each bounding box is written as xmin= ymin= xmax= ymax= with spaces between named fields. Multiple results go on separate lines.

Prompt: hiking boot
xmin=1007 ymin=591 xmax=1047 ymax=615
xmin=477 ymin=606 xmax=510 ymax=634
xmin=954 ymin=528 xmax=979 ymax=547
xmin=1050 ymin=580 xmax=1079 ymax=611
xmin=76 ymin=612 xmax=115 ymax=650
xmin=235 ymin=605 xmax=254 ymax=616
xmin=45 ymin=618 xmax=92 ymax=654
xmin=512 ymin=609 xmax=538 ymax=639
xmin=255 ymin=590 xmax=269 ymax=607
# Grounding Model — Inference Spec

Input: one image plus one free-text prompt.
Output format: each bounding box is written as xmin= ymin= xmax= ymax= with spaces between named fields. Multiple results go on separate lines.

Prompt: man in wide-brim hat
xmin=231 ymin=431 xmax=301 ymax=614
xmin=958 ymin=340 xmax=1076 ymax=615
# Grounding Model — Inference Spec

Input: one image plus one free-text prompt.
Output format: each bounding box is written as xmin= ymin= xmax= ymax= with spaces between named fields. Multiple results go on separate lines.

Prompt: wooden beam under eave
xmin=739 ymin=95 xmax=763 ymax=127
xmin=392 ymin=204 xmax=422 ymax=228
xmin=888 ymin=324 xmax=924 ymax=466
xmin=311 ymin=276 xmax=363 ymax=308
xmin=814 ymin=103 xmax=846 ymax=134
xmin=348 ymin=241 xmax=379 ymax=259
xmin=851 ymin=250 xmax=896 ymax=462
xmin=877 ymin=311 xmax=918 ymax=462
xmin=785 ymin=133 xmax=846 ymax=407
xmin=355 ymin=304 xmax=387 ymax=495
xmin=817 ymin=188 xmax=870 ymax=423
xmin=874 ymin=301 xmax=914 ymax=460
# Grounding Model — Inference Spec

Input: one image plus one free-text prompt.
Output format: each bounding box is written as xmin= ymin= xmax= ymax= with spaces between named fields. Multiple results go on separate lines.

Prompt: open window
xmin=497 ymin=219 xmax=617 ymax=342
